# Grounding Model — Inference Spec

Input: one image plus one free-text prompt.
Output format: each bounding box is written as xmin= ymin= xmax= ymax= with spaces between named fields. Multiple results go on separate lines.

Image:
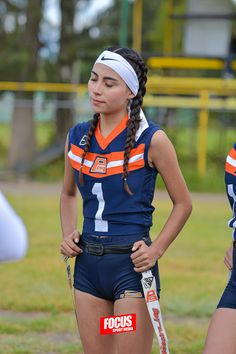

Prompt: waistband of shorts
xmin=79 ymin=234 xmax=151 ymax=256
xmin=79 ymin=239 xmax=133 ymax=255
xmin=81 ymin=233 xmax=150 ymax=246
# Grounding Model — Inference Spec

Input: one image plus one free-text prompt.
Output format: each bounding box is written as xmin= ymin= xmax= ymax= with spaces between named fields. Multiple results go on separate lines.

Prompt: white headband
xmin=95 ymin=50 xmax=139 ymax=95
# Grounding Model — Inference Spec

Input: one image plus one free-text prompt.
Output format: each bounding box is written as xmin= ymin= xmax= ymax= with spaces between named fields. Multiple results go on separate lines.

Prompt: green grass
xmin=0 ymin=189 xmax=231 ymax=353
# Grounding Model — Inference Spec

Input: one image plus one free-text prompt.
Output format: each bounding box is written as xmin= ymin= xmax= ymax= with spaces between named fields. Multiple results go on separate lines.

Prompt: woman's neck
xmin=99 ymin=111 xmax=127 ymax=138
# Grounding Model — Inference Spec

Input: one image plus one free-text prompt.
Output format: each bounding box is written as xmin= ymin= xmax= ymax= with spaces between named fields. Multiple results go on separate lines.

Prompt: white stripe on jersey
xmin=226 ymin=155 xmax=236 ymax=168
xmin=68 ymin=150 xmax=144 ymax=169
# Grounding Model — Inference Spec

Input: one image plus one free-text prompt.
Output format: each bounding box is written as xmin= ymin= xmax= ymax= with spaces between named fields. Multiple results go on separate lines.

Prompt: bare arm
xmin=60 ymin=136 xmax=82 ymax=257
xmin=131 ymin=130 xmax=192 ymax=272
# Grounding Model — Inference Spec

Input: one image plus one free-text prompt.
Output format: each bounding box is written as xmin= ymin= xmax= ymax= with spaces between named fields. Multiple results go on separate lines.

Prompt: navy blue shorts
xmin=73 ymin=233 xmax=160 ymax=301
xmin=217 ymin=246 xmax=236 ymax=309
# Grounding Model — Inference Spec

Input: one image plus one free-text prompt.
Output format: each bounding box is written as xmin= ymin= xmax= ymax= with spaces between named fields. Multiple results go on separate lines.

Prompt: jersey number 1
xmin=92 ymin=183 xmax=108 ymax=232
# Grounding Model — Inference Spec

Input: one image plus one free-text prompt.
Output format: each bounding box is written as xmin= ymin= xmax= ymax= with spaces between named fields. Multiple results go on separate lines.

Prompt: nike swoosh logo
xmin=101 ymin=56 xmax=119 ymax=61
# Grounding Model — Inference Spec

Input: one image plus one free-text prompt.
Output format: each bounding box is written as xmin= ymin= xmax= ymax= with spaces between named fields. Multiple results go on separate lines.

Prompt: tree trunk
xmin=8 ymin=92 xmax=36 ymax=171
xmin=55 ymin=92 xmax=75 ymax=143
xmin=55 ymin=0 xmax=78 ymax=142
xmin=8 ymin=0 xmax=42 ymax=170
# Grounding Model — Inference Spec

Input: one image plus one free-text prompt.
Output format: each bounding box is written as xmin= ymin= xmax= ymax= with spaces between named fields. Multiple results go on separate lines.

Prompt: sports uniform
xmin=68 ymin=113 xmax=161 ymax=300
xmin=217 ymin=142 xmax=236 ymax=309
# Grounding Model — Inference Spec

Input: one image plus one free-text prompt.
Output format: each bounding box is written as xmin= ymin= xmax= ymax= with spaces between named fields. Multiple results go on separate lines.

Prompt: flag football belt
xmin=79 ymin=239 xmax=133 ymax=255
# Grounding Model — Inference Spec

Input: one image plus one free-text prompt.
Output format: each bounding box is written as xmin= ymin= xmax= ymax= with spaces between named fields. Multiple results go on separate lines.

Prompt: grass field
xmin=0 ymin=183 xmax=231 ymax=353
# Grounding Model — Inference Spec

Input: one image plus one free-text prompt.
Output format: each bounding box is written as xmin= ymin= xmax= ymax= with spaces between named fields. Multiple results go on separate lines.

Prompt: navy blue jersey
xmin=225 ymin=142 xmax=236 ymax=240
xmin=68 ymin=114 xmax=161 ymax=236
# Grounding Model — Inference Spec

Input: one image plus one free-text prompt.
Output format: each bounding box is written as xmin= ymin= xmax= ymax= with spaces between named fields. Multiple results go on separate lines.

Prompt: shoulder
xmin=69 ymin=121 xmax=91 ymax=146
xmin=70 ymin=121 xmax=90 ymax=136
xmin=148 ymin=130 xmax=177 ymax=169
xmin=145 ymin=120 xmax=161 ymax=135
xmin=136 ymin=119 xmax=161 ymax=144
xmin=150 ymin=129 xmax=173 ymax=150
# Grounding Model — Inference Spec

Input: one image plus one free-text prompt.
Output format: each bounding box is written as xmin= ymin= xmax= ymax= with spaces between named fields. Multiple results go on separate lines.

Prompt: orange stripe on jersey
xmin=78 ymin=158 xmax=144 ymax=178
xmin=225 ymin=162 xmax=236 ymax=176
xmin=70 ymin=144 xmax=84 ymax=157
xmin=68 ymin=143 xmax=145 ymax=178
xmin=225 ymin=146 xmax=236 ymax=176
xmin=70 ymin=159 xmax=81 ymax=172
xmin=95 ymin=114 xmax=128 ymax=150
xmin=69 ymin=143 xmax=145 ymax=163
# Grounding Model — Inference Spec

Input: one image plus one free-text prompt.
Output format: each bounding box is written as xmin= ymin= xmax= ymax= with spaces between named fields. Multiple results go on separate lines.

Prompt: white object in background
xmin=0 ymin=191 xmax=28 ymax=262
xmin=184 ymin=0 xmax=233 ymax=57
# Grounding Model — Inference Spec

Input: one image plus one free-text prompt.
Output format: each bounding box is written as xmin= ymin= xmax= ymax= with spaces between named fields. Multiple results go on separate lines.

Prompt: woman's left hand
xmin=130 ymin=240 xmax=157 ymax=272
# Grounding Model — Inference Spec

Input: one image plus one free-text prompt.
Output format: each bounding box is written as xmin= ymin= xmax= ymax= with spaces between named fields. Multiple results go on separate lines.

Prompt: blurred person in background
xmin=60 ymin=47 xmax=192 ymax=354
xmin=0 ymin=191 xmax=28 ymax=262
xmin=203 ymin=142 xmax=236 ymax=354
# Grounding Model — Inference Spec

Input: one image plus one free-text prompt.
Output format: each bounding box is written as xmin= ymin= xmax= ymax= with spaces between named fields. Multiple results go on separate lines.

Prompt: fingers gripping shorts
xmin=217 ymin=246 xmax=236 ymax=309
xmin=73 ymin=234 xmax=160 ymax=301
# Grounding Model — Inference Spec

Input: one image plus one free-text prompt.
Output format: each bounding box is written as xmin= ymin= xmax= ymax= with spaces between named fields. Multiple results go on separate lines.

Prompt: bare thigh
xmin=74 ymin=290 xmax=116 ymax=354
xmin=114 ymin=298 xmax=154 ymax=354
xmin=203 ymin=308 xmax=236 ymax=354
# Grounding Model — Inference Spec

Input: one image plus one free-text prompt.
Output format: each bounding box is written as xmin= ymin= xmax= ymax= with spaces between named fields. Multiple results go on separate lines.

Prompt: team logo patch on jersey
xmin=79 ymin=135 xmax=88 ymax=145
xmin=90 ymin=156 xmax=107 ymax=174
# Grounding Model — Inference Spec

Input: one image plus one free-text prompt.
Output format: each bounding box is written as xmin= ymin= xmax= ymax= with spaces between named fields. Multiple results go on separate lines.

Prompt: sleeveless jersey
xmin=225 ymin=142 xmax=236 ymax=240
xmin=68 ymin=114 xmax=161 ymax=236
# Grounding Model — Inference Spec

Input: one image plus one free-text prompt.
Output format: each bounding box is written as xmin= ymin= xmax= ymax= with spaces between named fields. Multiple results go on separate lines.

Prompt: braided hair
xmin=79 ymin=47 xmax=148 ymax=195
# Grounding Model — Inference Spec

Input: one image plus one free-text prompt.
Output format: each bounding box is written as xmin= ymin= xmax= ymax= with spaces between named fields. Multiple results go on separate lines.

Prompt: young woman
xmin=60 ymin=47 xmax=192 ymax=354
xmin=203 ymin=142 xmax=236 ymax=354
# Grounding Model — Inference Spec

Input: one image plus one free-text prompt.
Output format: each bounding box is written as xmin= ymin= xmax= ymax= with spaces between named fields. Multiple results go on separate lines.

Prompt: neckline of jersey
xmin=95 ymin=114 xmax=128 ymax=150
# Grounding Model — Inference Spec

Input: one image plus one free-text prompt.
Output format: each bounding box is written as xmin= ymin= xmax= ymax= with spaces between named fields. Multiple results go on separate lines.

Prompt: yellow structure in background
xmin=146 ymin=59 xmax=236 ymax=176
xmin=1 ymin=76 xmax=235 ymax=178
xmin=1 ymin=0 xmax=236 ymax=178
xmin=130 ymin=0 xmax=236 ymax=176
xmin=147 ymin=57 xmax=236 ymax=71
xmin=132 ymin=0 xmax=143 ymax=53
xmin=0 ymin=81 xmax=87 ymax=93
xmin=163 ymin=0 xmax=174 ymax=55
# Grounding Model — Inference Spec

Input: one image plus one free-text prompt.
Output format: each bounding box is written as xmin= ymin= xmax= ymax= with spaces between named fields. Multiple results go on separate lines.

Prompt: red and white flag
xmin=141 ymin=270 xmax=170 ymax=354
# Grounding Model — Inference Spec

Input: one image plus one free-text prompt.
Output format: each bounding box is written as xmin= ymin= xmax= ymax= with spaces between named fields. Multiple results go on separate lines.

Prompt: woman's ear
xmin=128 ymin=92 xmax=135 ymax=100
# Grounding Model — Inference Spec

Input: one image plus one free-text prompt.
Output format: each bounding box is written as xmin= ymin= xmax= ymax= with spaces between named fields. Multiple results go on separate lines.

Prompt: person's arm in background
xmin=0 ymin=191 xmax=28 ymax=262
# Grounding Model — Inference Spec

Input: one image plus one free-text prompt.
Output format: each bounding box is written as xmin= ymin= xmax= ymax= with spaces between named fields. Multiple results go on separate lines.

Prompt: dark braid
xmin=79 ymin=113 xmax=99 ymax=185
xmin=108 ymin=47 xmax=148 ymax=195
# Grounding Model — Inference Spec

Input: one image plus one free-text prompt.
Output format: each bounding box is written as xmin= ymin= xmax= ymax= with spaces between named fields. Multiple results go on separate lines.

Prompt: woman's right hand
xmin=60 ymin=230 xmax=83 ymax=258
xmin=224 ymin=244 xmax=233 ymax=270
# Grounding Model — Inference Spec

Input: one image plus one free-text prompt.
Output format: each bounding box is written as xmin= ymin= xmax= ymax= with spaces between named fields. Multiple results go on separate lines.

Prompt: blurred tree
xmin=55 ymin=0 xmax=84 ymax=143
xmin=74 ymin=0 xmax=177 ymax=78
xmin=2 ymin=0 xmax=44 ymax=171
xmin=0 ymin=0 xmax=182 ymax=172
xmin=44 ymin=0 xmax=92 ymax=143
xmin=75 ymin=0 xmax=186 ymax=64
